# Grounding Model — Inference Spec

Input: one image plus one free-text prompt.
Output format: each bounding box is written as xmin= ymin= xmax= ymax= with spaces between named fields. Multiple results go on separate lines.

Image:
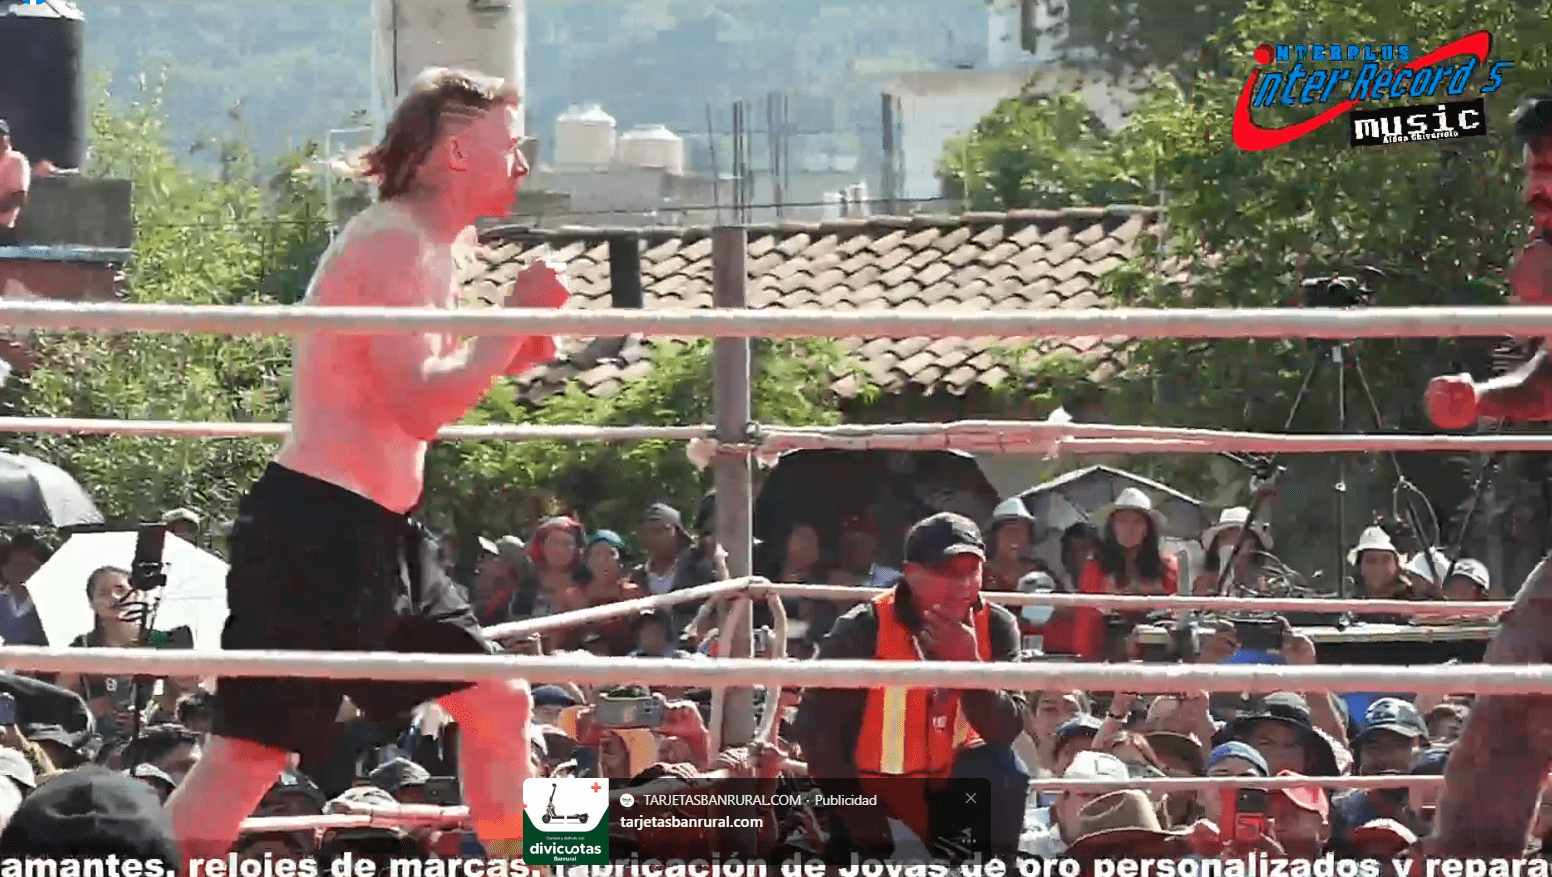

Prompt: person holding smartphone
xmin=60 ymin=567 xmax=194 ymax=739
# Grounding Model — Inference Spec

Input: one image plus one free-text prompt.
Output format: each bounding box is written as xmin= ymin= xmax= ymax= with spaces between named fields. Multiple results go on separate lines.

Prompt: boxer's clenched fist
xmin=1510 ymin=238 xmax=1552 ymax=305
xmin=1426 ymin=373 xmax=1480 ymax=430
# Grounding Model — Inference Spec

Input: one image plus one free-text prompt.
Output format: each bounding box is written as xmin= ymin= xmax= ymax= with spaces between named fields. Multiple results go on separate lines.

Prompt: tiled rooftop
xmin=459 ymin=206 xmax=1163 ymax=405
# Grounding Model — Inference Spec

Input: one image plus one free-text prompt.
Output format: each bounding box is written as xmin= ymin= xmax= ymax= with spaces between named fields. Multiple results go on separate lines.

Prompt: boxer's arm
xmin=1476 ymin=349 xmax=1552 ymax=420
xmin=0 ymin=156 xmax=28 ymax=212
xmin=360 ymin=230 xmax=524 ymax=440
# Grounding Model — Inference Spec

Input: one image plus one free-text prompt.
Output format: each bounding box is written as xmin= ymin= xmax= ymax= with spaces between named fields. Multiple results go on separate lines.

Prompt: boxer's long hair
xmin=362 ymin=67 xmax=521 ymax=200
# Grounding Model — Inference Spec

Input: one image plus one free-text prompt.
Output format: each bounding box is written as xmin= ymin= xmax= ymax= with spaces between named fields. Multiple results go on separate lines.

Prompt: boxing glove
xmin=507 ymin=335 xmax=557 ymax=375
xmin=1510 ymin=237 xmax=1552 ymax=304
xmin=1425 ymin=373 xmax=1479 ymax=430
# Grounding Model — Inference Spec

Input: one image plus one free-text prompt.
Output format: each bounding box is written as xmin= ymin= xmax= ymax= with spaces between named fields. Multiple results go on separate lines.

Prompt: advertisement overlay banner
xmin=523 ymin=777 xmax=611 ymax=866
xmin=535 ymin=775 xmax=993 ymax=865
xmin=1349 ymin=98 xmax=1488 ymax=147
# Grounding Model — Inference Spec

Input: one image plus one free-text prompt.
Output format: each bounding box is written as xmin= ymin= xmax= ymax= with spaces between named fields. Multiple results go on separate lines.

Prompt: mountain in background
xmin=80 ymin=0 xmax=989 ymax=169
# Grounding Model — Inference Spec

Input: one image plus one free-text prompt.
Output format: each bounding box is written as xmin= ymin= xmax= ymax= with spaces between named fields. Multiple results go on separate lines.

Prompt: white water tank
xmin=821 ymin=191 xmax=844 ymax=221
xmin=554 ymin=104 xmax=615 ymax=170
xmin=372 ymin=0 xmax=526 ymax=137
xmin=615 ymin=124 xmax=685 ymax=175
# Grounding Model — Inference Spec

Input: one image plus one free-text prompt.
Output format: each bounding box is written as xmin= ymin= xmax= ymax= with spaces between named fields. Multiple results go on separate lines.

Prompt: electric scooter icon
xmin=542 ymin=785 xmax=588 ymax=824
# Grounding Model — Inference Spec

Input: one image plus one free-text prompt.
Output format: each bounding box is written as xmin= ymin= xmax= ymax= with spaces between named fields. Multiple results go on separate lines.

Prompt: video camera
xmin=1301 ymin=275 xmax=1373 ymax=309
xmin=1101 ymin=610 xmax=1175 ymax=662
xmin=1229 ymin=614 xmax=1291 ymax=653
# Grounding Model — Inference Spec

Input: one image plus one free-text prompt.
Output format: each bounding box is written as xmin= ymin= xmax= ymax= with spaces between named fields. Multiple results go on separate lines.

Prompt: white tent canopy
xmin=27 ymin=531 xmax=229 ymax=650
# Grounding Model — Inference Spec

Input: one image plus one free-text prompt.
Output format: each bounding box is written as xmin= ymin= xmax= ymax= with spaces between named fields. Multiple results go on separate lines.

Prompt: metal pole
xmin=1334 ymin=343 xmax=1349 ymax=601
xmin=712 ymin=226 xmax=755 ymax=750
xmin=712 ymin=227 xmax=753 ymax=577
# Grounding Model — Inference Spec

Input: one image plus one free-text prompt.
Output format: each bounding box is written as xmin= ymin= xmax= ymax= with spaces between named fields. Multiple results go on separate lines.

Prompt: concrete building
xmin=371 ymin=0 xmax=526 ymax=137
xmin=882 ymin=0 xmax=1148 ymax=204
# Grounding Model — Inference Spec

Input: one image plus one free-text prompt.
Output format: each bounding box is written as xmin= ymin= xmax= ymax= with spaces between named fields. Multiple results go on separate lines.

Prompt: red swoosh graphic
xmin=1232 ymin=30 xmax=1493 ymax=151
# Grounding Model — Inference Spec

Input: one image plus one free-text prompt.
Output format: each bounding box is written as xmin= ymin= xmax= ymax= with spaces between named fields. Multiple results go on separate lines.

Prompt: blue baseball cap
xmin=1208 ymin=741 xmax=1269 ymax=776
xmin=1408 ymin=747 xmax=1450 ymax=776
xmin=1359 ymin=698 xmax=1427 ymax=742
xmin=1055 ymin=714 xmax=1104 ymax=741
xmin=533 ymin=685 xmax=581 ymax=708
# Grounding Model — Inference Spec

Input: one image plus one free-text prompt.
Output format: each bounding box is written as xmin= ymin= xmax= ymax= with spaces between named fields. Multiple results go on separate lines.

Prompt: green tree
xmin=938 ymin=91 xmax=1155 ymax=210
xmin=423 ymin=337 xmax=845 ymax=541
xmin=947 ymin=0 xmax=1552 ymax=575
xmin=4 ymin=77 xmax=846 ymax=545
xmin=2 ymin=74 xmax=314 ymax=523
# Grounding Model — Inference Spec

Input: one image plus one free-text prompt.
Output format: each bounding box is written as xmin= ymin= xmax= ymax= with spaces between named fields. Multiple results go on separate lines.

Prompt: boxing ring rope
xmin=7 ymin=300 xmax=1552 ymax=338
xmin=754 ymin=422 xmax=1552 ymax=455
xmin=13 ymin=273 xmax=1538 ymax=827
xmin=0 ymin=646 xmax=1535 ymax=693
xmin=479 ymin=579 xmax=1509 ymax=642
xmin=0 ymin=418 xmax=710 ymax=442
xmin=242 ymin=806 xmax=471 ymax=834
xmin=9 ymin=415 xmax=1552 ymax=455
xmin=483 ymin=580 xmax=754 ymax=640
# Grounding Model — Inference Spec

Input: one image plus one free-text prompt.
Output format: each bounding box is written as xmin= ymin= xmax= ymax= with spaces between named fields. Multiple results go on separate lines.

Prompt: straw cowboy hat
xmin=1403 ymin=548 xmax=1451 ymax=587
xmin=1063 ymin=790 xmax=1188 ymax=859
xmin=1089 ymin=487 xmax=1166 ymax=530
xmin=991 ymin=497 xmax=1036 ymax=524
xmin=1347 ymin=526 xmax=1400 ymax=566
xmin=1201 ymin=507 xmax=1273 ymax=551
xmin=1447 ymin=558 xmax=1491 ymax=593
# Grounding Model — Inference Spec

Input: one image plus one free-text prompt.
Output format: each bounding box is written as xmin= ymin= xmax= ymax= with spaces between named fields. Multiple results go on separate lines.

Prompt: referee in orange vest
xmin=794 ymin=512 xmax=1029 ymax=864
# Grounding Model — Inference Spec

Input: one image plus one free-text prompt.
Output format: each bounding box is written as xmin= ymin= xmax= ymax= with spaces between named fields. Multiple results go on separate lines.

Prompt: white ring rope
xmin=3 ymin=300 xmax=1551 ymax=339
xmin=481 ymin=581 xmax=1508 ymax=641
xmin=5 ymin=416 xmax=1546 ymax=455
xmin=1017 ymin=775 xmax=1442 ymax=793
xmin=12 ymin=298 xmax=1517 ymax=757
xmin=242 ymin=806 xmax=470 ymax=834
xmin=484 ymin=580 xmax=752 ymax=640
xmin=758 ymin=422 xmax=1552 ymax=455
xmin=0 ymin=648 xmax=1528 ymax=693
xmin=747 ymin=584 xmax=1507 ymax=619
xmin=0 ymin=417 xmax=709 ymax=442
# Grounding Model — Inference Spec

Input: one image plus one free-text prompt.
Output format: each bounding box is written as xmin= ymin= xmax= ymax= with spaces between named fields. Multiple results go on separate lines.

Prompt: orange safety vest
xmin=854 ymin=589 xmax=994 ymax=778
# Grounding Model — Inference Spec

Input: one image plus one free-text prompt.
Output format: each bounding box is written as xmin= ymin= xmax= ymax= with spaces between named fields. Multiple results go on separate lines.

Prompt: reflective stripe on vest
xmin=856 ymin=588 xmax=994 ymax=776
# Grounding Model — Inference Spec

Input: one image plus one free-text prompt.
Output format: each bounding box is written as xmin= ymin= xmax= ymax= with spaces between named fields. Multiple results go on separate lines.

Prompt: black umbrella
xmin=752 ymin=449 xmax=999 ymax=569
xmin=0 ymin=453 xmax=103 ymax=528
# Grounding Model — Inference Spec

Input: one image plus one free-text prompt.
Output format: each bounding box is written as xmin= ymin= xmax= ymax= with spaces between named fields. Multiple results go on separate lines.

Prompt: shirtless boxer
xmin=1424 ymin=97 xmax=1552 ymax=856
xmin=165 ymin=67 xmax=565 ymax=860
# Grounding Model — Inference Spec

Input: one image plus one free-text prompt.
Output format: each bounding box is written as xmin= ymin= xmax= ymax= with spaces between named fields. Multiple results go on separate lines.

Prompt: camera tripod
xmin=1213 ymin=275 xmax=1438 ymax=611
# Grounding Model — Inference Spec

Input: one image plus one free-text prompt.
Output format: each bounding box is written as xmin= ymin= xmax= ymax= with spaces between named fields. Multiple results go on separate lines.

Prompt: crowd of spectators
xmin=0 ymin=482 xmax=1519 ymax=868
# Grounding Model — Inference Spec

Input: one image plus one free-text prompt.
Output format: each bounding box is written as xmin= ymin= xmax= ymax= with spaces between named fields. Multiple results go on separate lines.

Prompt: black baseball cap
xmin=367 ymin=758 xmax=430 ymax=794
xmin=903 ymin=512 xmax=985 ymax=566
xmin=1514 ymin=97 xmax=1552 ymax=142
xmin=0 ymin=767 xmax=179 ymax=866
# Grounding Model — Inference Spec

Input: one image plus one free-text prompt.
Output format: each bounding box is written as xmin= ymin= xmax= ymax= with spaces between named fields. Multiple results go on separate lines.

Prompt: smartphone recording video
xmin=593 ymin=693 xmax=664 ymax=729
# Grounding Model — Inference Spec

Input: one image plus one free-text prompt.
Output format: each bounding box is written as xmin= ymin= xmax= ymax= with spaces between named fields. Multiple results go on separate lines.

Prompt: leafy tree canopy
xmin=943 ymin=0 xmax=1552 ymax=569
xmin=4 ymin=78 xmax=843 ymax=548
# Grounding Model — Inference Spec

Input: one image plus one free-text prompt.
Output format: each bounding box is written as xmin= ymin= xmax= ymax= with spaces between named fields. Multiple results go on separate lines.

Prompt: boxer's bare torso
xmin=274 ymin=202 xmax=460 ymax=513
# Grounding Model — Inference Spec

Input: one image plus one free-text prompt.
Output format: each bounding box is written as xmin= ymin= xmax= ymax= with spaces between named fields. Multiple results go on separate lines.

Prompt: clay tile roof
xmin=462 ymin=206 xmax=1163 ymax=405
